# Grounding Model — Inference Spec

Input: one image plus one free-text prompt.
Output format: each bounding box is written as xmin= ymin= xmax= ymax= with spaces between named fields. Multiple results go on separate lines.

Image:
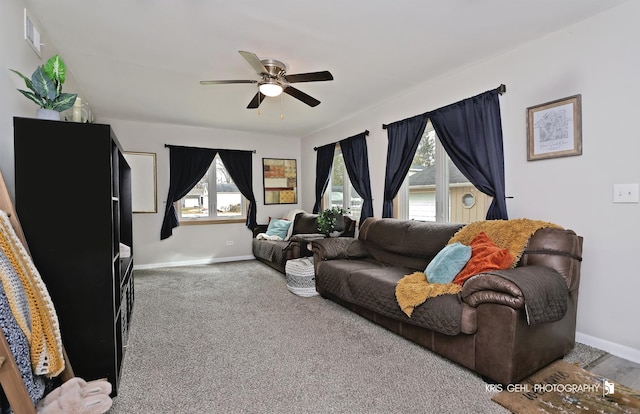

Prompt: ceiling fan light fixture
xmin=200 ymin=51 xmax=332 ymax=109
xmin=259 ymin=81 xmax=283 ymax=97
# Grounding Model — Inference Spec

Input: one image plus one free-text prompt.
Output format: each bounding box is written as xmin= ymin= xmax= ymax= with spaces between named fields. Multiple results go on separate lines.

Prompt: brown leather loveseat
xmin=252 ymin=212 xmax=355 ymax=273
xmin=311 ymin=218 xmax=583 ymax=384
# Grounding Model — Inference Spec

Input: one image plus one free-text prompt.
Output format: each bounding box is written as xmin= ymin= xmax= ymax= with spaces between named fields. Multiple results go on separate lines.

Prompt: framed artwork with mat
xmin=263 ymin=158 xmax=297 ymax=205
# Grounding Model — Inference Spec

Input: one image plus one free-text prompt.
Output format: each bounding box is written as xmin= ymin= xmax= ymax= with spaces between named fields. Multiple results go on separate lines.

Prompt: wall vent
xmin=24 ymin=9 xmax=42 ymax=58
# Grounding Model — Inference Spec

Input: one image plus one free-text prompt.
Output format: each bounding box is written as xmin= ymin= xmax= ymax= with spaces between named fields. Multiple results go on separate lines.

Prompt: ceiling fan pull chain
xmin=280 ymin=93 xmax=284 ymax=119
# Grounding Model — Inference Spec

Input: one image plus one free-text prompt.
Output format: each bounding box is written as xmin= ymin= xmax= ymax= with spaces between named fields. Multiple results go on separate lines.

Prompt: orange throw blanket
xmin=396 ymin=219 xmax=563 ymax=317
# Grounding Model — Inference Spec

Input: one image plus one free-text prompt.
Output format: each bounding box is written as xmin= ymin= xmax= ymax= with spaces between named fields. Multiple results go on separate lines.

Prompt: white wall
xmin=1 ymin=0 xmax=82 ymax=196
xmin=102 ymin=118 xmax=301 ymax=268
xmin=301 ymin=2 xmax=640 ymax=361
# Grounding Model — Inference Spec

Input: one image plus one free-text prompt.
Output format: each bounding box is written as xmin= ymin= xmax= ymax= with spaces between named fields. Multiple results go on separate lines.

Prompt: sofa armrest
xmin=460 ymin=272 xmax=525 ymax=309
xmin=286 ymin=234 xmax=327 ymax=257
xmin=461 ymin=265 xmax=569 ymax=326
xmin=312 ymin=238 xmax=367 ymax=261
xmin=519 ymin=228 xmax=583 ymax=292
xmin=290 ymin=233 xmax=326 ymax=243
xmin=341 ymin=216 xmax=356 ymax=238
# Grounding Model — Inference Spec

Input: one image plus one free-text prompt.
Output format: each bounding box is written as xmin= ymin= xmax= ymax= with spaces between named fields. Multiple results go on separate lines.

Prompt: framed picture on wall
xmin=123 ymin=152 xmax=157 ymax=213
xmin=263 ymin=158 xmax=297 ymax=204
xmin=527 ymin=94 xmax=582 ymax=161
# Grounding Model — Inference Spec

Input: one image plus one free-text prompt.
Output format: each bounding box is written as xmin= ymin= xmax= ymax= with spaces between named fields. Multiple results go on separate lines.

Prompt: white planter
xmin=36 ymin=108 xmax=61 ymax=121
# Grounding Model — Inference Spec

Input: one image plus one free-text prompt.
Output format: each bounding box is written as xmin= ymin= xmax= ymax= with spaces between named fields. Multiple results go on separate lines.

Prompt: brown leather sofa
xmin=311 ymin=218 xmax=583 ymax=384
xmin=252 ymin=212 xmax=355 ymax=273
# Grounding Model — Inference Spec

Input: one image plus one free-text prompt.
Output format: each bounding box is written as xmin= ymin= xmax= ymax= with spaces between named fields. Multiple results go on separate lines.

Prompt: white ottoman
xmin=285 ymin=257 xmax=318 ymax=297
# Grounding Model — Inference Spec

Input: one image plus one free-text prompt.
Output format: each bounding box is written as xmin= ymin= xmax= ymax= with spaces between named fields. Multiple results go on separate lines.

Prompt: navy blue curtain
xmin=428 ymin=90 xmax=508 ymax=219
xmin=339 ymin=132 xmax=373 ymax=226
xmin=382 ymin=113 xmax=429 ymax=217
xmin=312 ymin=143 xmax=336 ymax=213
xmin=161 ymin=146 xmax=217 ymax=240
xmin=218 ymin=150 xmax=258 ymax=230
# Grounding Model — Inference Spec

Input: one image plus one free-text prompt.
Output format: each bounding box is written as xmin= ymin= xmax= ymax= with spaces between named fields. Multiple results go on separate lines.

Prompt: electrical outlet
xmin=226 ymin=240 xmax=234 ymax=246
xmin=613 ymin=183 xmax=639 ymax=203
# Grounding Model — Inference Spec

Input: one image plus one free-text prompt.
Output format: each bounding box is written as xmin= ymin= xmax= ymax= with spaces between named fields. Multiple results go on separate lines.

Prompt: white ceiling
xmin=24 ymin=0 xmax=627 ymax=138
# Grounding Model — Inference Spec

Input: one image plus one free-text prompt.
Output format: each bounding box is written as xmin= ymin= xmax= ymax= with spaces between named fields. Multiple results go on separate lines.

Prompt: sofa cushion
xmin=359 ymin=219 xmax=464 ymax=271
xmin=265 ymin=219 xmax=292 ymax=240
xmin=452 ymin=232 xmax=515 ymax=285
xmin=315 ymin=259 xmax=463 ymax=335
xmin=282 ymin=209 xmax=306 ymax=240
xmin=347 ymin=267 xmax=463 ymax=335
xmin=426 ymin=242 xmax=472 ymax=283
xmin=346 ymin=240 xmax=369 ymax=258
xmin=292 ymin=212 xmax=319 ymax=234
xmin=252 ymin=239 xmax=288 ymax=264
xmin=315 ymin=259 xmax=376 ymax=303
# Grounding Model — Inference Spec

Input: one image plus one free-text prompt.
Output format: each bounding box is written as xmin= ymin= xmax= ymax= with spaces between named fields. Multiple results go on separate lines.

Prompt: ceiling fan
xmin=200 ymin=51 xmax=333 ymax=109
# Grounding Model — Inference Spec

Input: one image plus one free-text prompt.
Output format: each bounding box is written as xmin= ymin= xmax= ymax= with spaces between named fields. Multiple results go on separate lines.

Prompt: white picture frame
xmin=527 ymin=94 xmax=582 ymax=161
xmin=124 ymin=152 xmax=157 ymax=213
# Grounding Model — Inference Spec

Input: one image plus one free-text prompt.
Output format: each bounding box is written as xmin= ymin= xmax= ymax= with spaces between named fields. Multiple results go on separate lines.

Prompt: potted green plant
xmin=317 ymin=207 xmax=347 ymax=236
xmin=10 ymin=54 xmax=77 ymax=120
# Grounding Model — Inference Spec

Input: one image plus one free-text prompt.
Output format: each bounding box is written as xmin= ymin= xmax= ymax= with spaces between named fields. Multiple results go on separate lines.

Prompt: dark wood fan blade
xmin=200 ymin=80 xmax=257 ymax=85
xmin=284 ymin=71 xmax=333 ymax=83
xmin=239 ymin=51 xmax=268 ymax=75
xmin=247 ymin=92 xmax=266 ymax=109
xmin=284 ymin=86 xmax=321 ymax=107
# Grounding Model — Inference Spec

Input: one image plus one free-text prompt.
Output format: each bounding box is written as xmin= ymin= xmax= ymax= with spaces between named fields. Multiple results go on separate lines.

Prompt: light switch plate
xmin=613 ymin=183 xmax=639 ymax=203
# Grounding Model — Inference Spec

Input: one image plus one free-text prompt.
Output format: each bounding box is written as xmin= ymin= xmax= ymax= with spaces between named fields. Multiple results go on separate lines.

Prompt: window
xmin=178 ymin=154 xmax=246 ymax=223
xmin=398 ymin=121 xmax=491 ymax=223
xmin=323 ymin=146 xmax=362 ymax=219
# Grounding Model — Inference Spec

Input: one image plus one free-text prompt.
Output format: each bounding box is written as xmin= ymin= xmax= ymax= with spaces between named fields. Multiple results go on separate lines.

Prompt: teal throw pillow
xmin=265 ymin=219 xmax=292 ymax=240
xmin=425 ymin=242 xmax=472 ymax=284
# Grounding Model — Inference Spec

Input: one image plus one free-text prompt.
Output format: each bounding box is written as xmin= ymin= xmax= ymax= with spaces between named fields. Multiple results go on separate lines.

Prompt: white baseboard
xmin=576 ymin=331 xmax=640 ymax=364
xmin=133 ymin=255 xmax=256 ymax=270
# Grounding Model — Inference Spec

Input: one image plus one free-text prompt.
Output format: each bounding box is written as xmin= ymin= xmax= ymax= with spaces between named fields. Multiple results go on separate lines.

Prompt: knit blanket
xmin=0 ymin=283 xmax=45 ymax=407
xmin=395 ymin=272 xmax=461 ymax=317
xmin=0 ymin=210 xmax=65 ymax=377
xmin=396 ymin=219 xmax=563 ymax=317
xmin=447 ymin=218 xmax=563 ymax=264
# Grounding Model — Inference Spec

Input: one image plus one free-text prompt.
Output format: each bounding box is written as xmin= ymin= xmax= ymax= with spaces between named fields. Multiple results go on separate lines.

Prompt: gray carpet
xmin=109 ymin=260 xmax=605 ymax=414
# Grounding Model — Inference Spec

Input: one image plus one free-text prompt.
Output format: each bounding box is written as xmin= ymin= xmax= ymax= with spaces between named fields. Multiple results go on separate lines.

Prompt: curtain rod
xmin=313 ymin=130 xmax=369 ymax=151
xmin=381 ymin=84 xmax=506 ymax=130
xmin=164 ymin=144 xmax=256 ymax=153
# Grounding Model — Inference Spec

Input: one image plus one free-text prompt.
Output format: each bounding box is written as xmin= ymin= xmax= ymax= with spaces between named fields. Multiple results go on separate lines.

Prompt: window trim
xmin=179 ymin=217 xmax=247 ymax=225
xmin=434 ymin=138 xmax=449 ymax=222
xmin=176 ymin=199 xmax=249 ymax=225
xmin=177 ymin=155 xmax=248 ymax=225
xmin=322 ymin=144 xmax=362 ymax=219
xmin=397 ymin=123 xmax=449 ymax=222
